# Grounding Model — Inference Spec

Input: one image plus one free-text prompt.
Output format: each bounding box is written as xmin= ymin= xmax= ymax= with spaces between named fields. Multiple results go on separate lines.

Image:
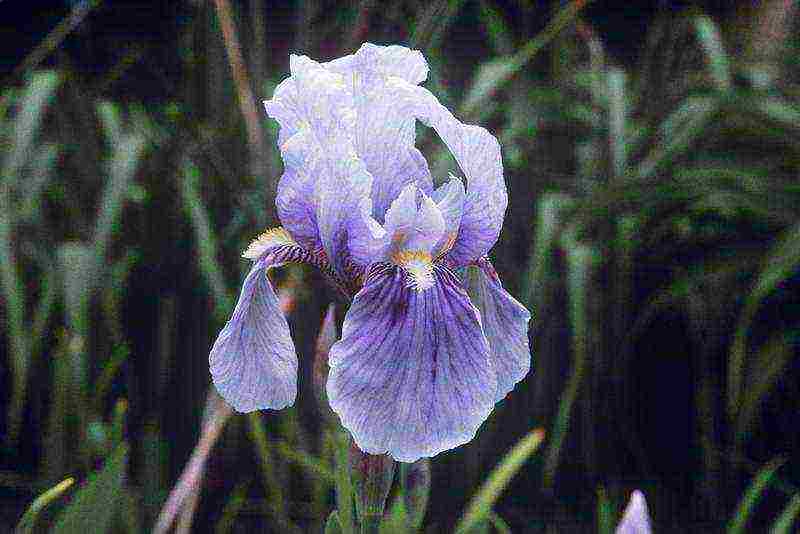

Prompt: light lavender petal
xmin=430 ymin=175 xmax=465 ymax=257
xmin=349 ymin=47 xmax=432 ymax=219
xmin=326 ymin=264 xmax=497 ymax=462
xmin=275 ymin=164 xmax=321 ymax=251
xmin=325 ymin=42 xmax=429 ymax=85
xmin=616 ymin=490 xmax=653 ymax=534
xmin=315 ymin=141 xmax=374 ymax=279
xmin=464 ymin=258 xmax=532 ymax=401
xmin=209 ymin=249 xmax=303 ymax=413
xmin=413 ymin=88 xmax=507 ymax=267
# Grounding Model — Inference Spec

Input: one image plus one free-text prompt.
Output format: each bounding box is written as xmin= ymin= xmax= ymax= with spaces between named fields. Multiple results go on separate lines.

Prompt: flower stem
xmin=359 ymin=515 xmax=381 ymax=534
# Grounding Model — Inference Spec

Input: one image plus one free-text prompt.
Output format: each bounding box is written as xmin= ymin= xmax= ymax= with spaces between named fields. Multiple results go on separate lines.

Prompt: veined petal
xmin=349 ymin=49 xmax=432 ymax=219
xmin=413 ymin=88 xmax=507 ymax=267
xmin=315 ymin=140 xmax=374 ymax=280
xmin=348 ymin=185 xmax=446 ymax=269
xmin=287 ymin=54 xmax=352 ymax=139
xmin=263 ymin=77 xmax=303 ymax=147
xmin=326 ymin=264 xmax=497 ymax=462
xmin=325 ymin=42 xmax=429 ymax=85
xmin=210 ymin=246 xmax=302 ymax=413
xmin=464 ymin=258 xmax=532 ymax=401
xmin=275 ymin=164 xmax=321 ymax=251
xmin=348 ymin=197 xmax=389 ymax=266
xmin=431 ymin=175 xmax=465 ymax=258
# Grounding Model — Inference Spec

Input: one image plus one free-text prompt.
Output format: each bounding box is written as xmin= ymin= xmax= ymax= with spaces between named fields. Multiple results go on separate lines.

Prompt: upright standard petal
xmin=327 ymin=264 xmax=497 ymax=462
xmin=325 ymin=42 xmax=429 ymax=86
xmin=315 ymin=139 xmax=374 ymax=280
xmin=274 ymin=164 xmax=321 ymax=251
xmin=430 ymin=175 xmax=465 ymax=258
xmin=413 ymin=89 xmax=507 ymax=267
xmin=464 ymin=258 xmax=532 ymax=401
xmin=209 ymin=251 xmax=298 ymax=413
xmin=349 ymin=49 xmax=432 ymax=219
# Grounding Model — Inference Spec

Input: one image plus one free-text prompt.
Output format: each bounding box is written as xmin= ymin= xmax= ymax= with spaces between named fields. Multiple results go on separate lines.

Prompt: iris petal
xmin=210 ymin=242 xmax=329 ymax=412
xmin=464 ymin=258 xmax=532 ymax=401
xmin=326 ymin=264 xmax=497 ymax=462
xmin=349 ymin=47 xmax=433 ymax=220
xmin=315 ymin=142 xmax=374 ymax=279
xmin=410 ymin=88 xmax=507 ymax=267
xmin=275 ymin=165 xmax=321 ymax=251
xmin=209 ymin=251 xmax=298 ymax=413
xmin=326 ymin=42 xmax=429 ymax=85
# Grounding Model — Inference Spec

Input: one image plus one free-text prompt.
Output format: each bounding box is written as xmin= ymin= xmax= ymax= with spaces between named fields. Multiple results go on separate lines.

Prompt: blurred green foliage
xmin=2 ymin=0 xmax=800 ymax=532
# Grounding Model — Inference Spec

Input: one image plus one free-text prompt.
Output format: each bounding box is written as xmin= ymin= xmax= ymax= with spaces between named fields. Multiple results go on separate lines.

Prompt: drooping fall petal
xmin=326 ymin=264 xmax=497 ymax=462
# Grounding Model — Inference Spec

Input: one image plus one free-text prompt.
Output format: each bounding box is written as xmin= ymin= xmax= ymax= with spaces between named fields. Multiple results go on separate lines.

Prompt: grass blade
xmin=15 ymin=477 xmax=75 ymax=534
xmin=772 ymin=494 xmax=800 ymax=534
xmin=215 ymin=481 xmax=250 ymax=534
xmin=542 ymin=239 xmax=600 ymax=489
xmin=729 ymin=222 xmax=800 ymax=418
xmin=52 ymin=443 xmax=130 ymax=533
xmin=454 ymin=428 xmax=546 ymax=534
xmin=2 ymin=71 xmax=61 ymax=179
xmin=727 ymin=457 xmax=784 ymax=534
xmin=334 ymin=432 xmax=356 ymax=534
xmin=692 ymin=15 xmax=731 ymax=92
xmin=460 ymin=0 xmax=594 ymax=118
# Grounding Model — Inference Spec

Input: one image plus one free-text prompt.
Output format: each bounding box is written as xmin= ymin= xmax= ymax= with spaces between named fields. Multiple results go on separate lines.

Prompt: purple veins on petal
xmin=464 ymin=258 xmax=532 ymax=401
xmin=209 ymin=253 xmax=298 ymax=413
xmin=210 ymin=233 xmax=333 ymax=413
xmin=326 ymin=264 xmax=497 ymax=463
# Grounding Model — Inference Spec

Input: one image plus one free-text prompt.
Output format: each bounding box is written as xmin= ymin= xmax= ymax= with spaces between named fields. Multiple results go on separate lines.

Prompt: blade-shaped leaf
xmin=52 ymin=443 xmax=129 ymax=533
xmin=454 ymin=428 xmax=546 ymax=533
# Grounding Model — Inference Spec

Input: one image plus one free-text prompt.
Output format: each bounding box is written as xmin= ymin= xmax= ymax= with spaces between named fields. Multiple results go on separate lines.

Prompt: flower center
xmin=391 ymin=250 xmax=435 ymax=292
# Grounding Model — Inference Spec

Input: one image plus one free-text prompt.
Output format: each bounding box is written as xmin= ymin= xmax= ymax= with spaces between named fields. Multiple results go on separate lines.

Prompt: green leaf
xmin=772 ymin=494 xmax=800 ymax=534
xmin=454 ymin=428 xmax=546 ymax=534
xmin=179 ymin=158 xmax=234 ymax=321
xmin=380 ymin=499 xmax=409 ymax=534
xmin=326 ymin=510 xmax=344 ymax=534
xmin=15 ymin=477 xmax=75 ymax=534
xmin=460 ymin=0 xmax=594 ymax=118
xmin=596 ymin=486 xmax=615 ymax=534
xmin=692 ymin=15 xmax=731 ymax=91
xmin=52 ymin=443 xmax=130 ymax=533
xmin=215 ymin=481 xmax=250 ymax=534
xmin=521 ymin=193 xmax=575 ymax=310
xmin=635 ymin=96 xmax=720 ymax=179
xmin=2 ymin=70 xmax=61 ymax=180
xmin=274 ymin=440 xmax=335 ymax=484
xmin=333 ymin=432 xmax=356 ymax=534
xmin=734 ymin=331 xmax=798 ymax=452
xmin=542 ymin=238 xmax=601 ymax=489
xmin=606 ymin=69 xmax=627 ymax=181
xmin=727 ymin=457 xmax=785 ymax=534
xmin=488 ymin=512 xmax=512 ymax=534
xmin=729 ymin=221 xmax=800 ymax=417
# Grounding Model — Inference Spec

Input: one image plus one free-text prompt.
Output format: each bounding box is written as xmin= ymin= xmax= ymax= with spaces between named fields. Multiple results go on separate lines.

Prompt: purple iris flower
xmin=209 ymin=43 xmax=532 ymax=462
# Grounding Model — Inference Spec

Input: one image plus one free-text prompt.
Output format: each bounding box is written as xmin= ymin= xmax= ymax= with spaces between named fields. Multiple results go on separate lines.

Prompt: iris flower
xmin=209 ymin=43 xmax=532 ymax=462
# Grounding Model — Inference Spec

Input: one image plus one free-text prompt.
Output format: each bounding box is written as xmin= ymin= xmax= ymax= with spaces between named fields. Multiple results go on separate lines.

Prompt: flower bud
xmin=349 ymin=442 xmax=395 ymax=530
xmin=401 ymin=459 xmax=431 ymax=529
